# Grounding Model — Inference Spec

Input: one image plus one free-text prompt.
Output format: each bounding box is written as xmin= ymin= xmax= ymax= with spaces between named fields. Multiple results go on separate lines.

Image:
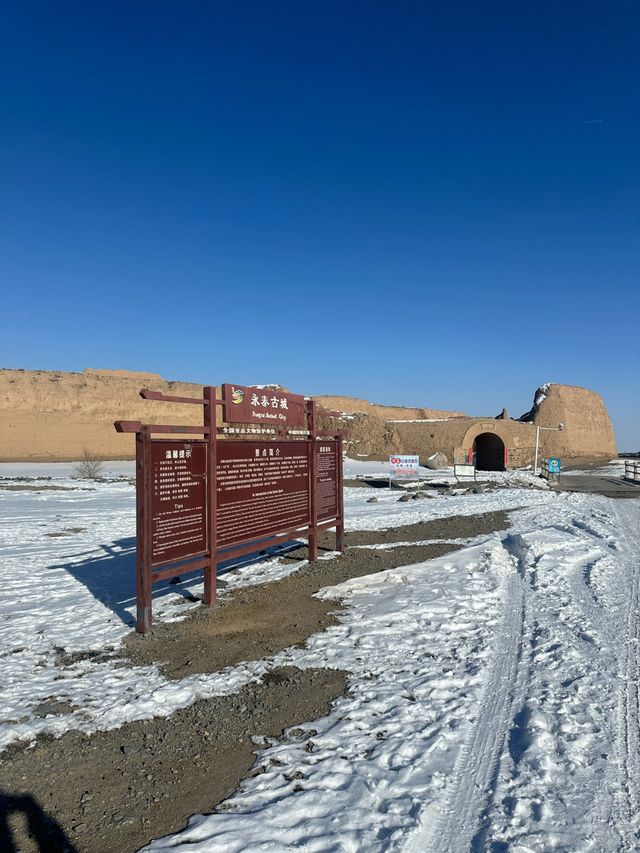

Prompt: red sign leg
xmin=307 ymin=401 xmax=318 ymax=561
xmin=336 ymin=433 xmax=345 ymax=553
xmin=203 ymin=386 xmax=217 ymax=606
xmin=136 ymin=429 xmax=153 ymax=633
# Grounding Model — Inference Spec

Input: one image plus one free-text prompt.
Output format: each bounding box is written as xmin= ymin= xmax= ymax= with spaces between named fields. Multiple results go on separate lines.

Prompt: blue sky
xmin=1 ymin=2 xmax=638 ymax=447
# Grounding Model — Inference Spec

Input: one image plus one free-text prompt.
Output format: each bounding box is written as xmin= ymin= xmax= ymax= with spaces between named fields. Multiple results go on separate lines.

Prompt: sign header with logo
xmin=222 ymin=384 xmax=306 ymax=427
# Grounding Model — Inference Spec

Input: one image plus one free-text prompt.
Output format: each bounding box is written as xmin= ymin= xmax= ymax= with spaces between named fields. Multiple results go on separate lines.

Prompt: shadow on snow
xmin=52 ymin=537 xmax=305 ymax=628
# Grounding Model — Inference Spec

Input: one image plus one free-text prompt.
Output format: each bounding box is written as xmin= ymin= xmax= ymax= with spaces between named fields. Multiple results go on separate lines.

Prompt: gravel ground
xmin=0 ymin=511 xmax=509 ymax=853
xmin=0 ymin=668 xmax=345 ymax=853
xmin=125 ymin=512 xmax=508 ymax=680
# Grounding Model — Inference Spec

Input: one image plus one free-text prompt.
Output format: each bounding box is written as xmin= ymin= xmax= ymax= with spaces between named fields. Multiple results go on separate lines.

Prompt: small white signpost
xmin=454 ymin=462 xmax=477 ymax=482
xmin=389 ymin=454 xmax=420 ymax=487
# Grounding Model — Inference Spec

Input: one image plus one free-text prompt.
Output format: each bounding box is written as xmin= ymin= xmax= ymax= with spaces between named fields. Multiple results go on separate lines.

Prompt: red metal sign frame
xmin=115 ymin=386 xmax=344 ymax=633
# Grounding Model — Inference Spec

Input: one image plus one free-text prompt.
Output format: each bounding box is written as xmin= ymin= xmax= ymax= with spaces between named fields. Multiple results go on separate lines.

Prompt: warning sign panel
xmin=150 ymin=441 xmax=207 ymax=565
xmin=389 ymin=454 xmax=420 ymax=481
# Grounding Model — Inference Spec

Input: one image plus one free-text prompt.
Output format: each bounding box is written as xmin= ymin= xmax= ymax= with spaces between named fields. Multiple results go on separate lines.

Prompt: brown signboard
xmin=316 ymin=440 xmax=339 ymax=522
xmin=115 ymin=384 xmax=343 ymax=633
xmin=222 ymin=384 xmax=306 ymax=428
xmin=217 ymin=441 xmax=311 ymax=547
xmin=150 ymin=441 xmax=208 ymax=565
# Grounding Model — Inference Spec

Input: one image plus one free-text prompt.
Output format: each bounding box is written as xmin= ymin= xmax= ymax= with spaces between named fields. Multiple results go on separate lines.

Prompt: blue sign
xmin=548 ymin=457 xmax=561 ymax=474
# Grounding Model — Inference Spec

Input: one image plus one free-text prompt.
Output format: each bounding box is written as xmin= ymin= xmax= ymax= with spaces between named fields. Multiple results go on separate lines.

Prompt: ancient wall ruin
xmin=0 ymin=369 xmax=617 ymax=464
xmin=313 ymin=395 xmax=464 ymax=421
xmin=339 ymin=384 xmax=617 ymax=467
xmin=0 ymin=369 xmax=212 ymax=461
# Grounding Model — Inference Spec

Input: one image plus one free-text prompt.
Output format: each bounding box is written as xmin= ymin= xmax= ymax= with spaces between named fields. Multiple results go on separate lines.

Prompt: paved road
xmin=556 ymin=475 xmax=640 ymax=498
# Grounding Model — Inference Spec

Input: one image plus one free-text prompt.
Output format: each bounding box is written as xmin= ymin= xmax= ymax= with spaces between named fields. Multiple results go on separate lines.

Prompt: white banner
xmin=389 ymin=454 xmax=420 ymax=480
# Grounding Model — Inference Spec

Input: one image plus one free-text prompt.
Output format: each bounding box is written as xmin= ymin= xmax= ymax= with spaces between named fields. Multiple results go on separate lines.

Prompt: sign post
xmin=389 ymin=454 xmax=420 ymax=488
xmin=203 ymin=385 xmax=217 ymax=607
xmin=454 ymin=462 xmax=477 ymax=482
xmin=547 ymin=457 xmax=561 ymax=474
xmin=115 ymin=385 xmax=344 ymax=633
xmin=541 ymin=456 xmax=561 ymax=483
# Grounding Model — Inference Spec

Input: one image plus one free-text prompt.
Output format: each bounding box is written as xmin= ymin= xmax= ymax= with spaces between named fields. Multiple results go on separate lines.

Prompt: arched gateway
xmin=474 ymin=432 xmax=506 ymax=471
xmin=458 ymin=422 xmax=510 ymax=471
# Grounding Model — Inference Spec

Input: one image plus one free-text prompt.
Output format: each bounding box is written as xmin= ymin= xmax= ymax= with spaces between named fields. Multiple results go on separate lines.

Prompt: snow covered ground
xmin=344 ymin=456 xmax=551 ymax=488
xmin=1 ymin=460 xmax=639 ymax=851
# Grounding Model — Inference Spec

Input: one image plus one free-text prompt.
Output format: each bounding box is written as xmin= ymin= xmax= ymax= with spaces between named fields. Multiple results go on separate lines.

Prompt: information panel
xmin=216 ymin=441 xmax=311 ymax=547
xmin=316 ymin=440 xmax=339 ymax=521
xmin=116 ymin=384 xmax=345 ymax=635
xmin=150 ymin=441 xmax=207 ymax=565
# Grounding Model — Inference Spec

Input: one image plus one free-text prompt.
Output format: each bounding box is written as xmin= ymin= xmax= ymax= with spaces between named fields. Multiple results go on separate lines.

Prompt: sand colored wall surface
xmin=314 ymin=395 xmax=464 ymax=421
xmin=531 ymin=384 xmax=618 ymax=459
xmin=0 ymin=369 xmax=213 ymax=461
xmin=0 ymin=369 xmax=466 ymax=461
xmin=342 ymin=413 xmax=539 ymax=466
xmin=0 ymin=370 xmax=617 ymax=464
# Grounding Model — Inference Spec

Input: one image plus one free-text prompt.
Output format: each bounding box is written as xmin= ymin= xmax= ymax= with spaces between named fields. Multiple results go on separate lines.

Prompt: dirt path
xmin=0 ymin=511 xmax=509 ymax=853
xmin=126 ymin=512 xmax=507 ymax=679
xmin=0 ymin=668 xmax=344 ymax=853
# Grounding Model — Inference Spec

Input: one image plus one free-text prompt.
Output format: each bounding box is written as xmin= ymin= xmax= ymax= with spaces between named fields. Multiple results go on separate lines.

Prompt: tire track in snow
xmin=566 ymin=553 xmax=618 ymax=649
xmin=566 ymin=501 xmax=640 ymax=850
xmin=403 ymin=544 xmax=526 ymax=853
xmin=557 ymin=502 xmax=633 ymax=848
xmin=556 ymin=537 xmax=621 ymax=848
xmin=463 ymin=513 xmax=625 ymax=853
xmin=613 ymin=500 xmax=640 ymax=845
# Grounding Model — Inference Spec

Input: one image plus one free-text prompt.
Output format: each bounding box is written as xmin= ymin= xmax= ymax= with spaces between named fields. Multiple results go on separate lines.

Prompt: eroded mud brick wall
xmin=0 ymin=370 xmax=617 ymax=462
xmin=336 ymin=385 xmax=617 ymax=466
xmin=0 ymin=369 xmax=213 ymax=461
xmin=531 ymin=385 xmax=617 ymax=459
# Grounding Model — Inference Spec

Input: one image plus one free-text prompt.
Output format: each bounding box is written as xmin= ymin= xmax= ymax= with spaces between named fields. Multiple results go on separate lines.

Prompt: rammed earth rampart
xmin=0 ymin=369 xmax=617 ymax=465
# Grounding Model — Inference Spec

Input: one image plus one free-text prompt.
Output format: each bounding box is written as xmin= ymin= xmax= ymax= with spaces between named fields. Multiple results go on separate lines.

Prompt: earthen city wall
xmin=338 ymin=384 xmax=617 ymax=465
xmin=0 ymin=368 xmax=617 ymax=464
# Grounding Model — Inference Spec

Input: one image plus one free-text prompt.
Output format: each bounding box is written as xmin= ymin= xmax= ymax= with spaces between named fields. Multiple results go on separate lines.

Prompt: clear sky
xmin=1 ymin=2 xmax=638 ymax=447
